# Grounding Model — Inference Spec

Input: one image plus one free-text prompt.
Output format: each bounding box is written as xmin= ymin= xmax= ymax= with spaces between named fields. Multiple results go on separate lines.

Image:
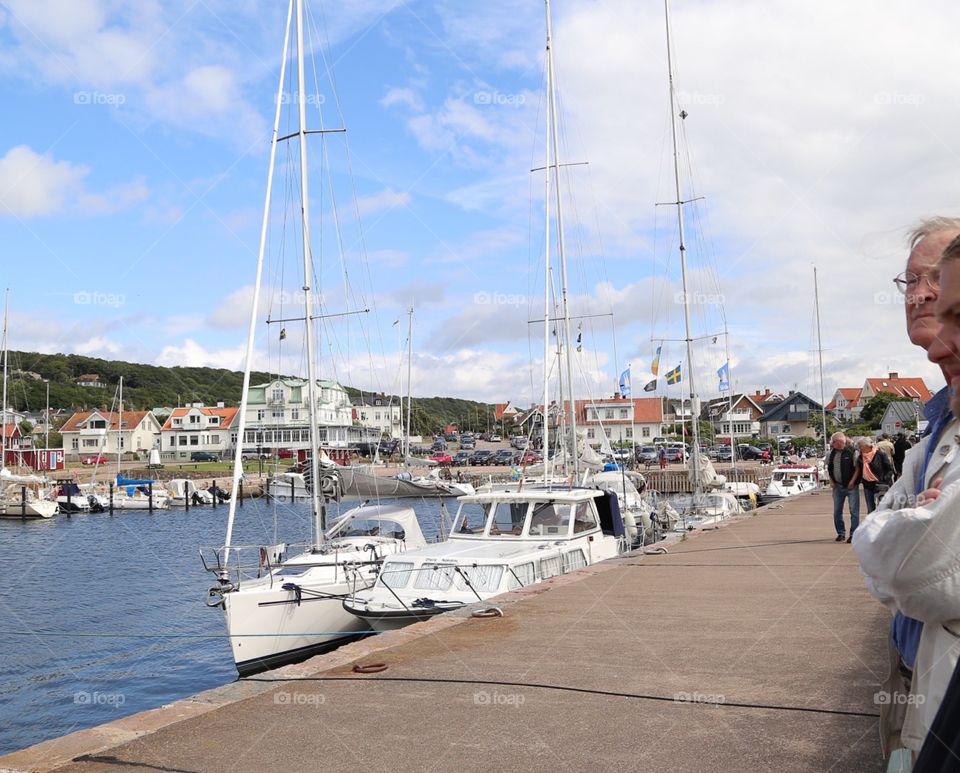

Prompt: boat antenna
xmin=544 ymin=0 xmax=579 ymax=480
xmin=664 ymin=0 xmax=701 ymax=499
xmin=222 ymin=0 xmax=294 ymax=561
xmin=813 ymin=265 xmax=828 ymax=457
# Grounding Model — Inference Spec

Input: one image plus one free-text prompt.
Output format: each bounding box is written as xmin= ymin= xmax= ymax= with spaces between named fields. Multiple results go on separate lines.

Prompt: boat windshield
xmin=488 ymin=501 xmax=529 ymax=536
xmin=454 ymin=502 xmax=489 ymax=534
xmin=528 ymin=501 xmax=571 ymax=536
xmin=329 ymin=516 xmax=406 ymax=540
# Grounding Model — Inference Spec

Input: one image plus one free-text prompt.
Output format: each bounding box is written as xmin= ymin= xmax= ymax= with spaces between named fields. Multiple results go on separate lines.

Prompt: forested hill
xmin=3 ymin=351 xmax=496 ymax=434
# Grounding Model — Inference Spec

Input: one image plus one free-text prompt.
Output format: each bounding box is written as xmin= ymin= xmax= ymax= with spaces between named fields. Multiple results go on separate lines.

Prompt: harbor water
xmin=0 ymin=496 xmax=451 ymax=755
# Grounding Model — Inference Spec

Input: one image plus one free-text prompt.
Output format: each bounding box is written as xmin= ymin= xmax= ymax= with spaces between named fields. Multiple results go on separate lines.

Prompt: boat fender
xmin=471 ymin=607 xmax=503 ymax=619
xmin=352 ymin=662 xmax=387 ymax=674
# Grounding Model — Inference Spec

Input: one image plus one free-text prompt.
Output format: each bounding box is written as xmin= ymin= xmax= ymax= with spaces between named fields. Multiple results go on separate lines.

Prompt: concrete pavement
xmin=1 ymin=488 xmax=889 ymax=772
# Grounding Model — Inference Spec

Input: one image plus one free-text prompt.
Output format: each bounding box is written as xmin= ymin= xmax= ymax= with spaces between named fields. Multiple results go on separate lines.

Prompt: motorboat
xmin=674 ymin=490 xmax=744 ymax=530
xmin=204 ymin=503 xmax=428 ymax=675
xmin=342 ymin=488 xmax=627 ymax=631
xmin=763 ymin=464 xmax=821 ymax=503
xmin=586 ymin=468 xmax=680 ymax=545
xmin=0 ymin=471 xmax=57 ymax=518
xmin=165 ymin=478 xmax=214 ymax=507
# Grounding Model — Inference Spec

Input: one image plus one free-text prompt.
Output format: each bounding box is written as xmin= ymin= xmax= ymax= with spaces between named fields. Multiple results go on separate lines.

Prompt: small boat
xmin=204 ymin=503 xmax=428 ymax=675
xmin=0 ymin=472 xmax=57 ymax=519
xmin=165 ymin=478 xmax=214 ymax=507
xmin=342 ymin=488 xmax=627 ymax=631
xmin=586 ymin=468 xmax=681 ymax=545
xmin=676 ymin=490 xmax=744 ymax=530
xmin=763 ymin=464 xmax=821 ymax=503
xmin=54 ymin=481 xmax=92 ymax=514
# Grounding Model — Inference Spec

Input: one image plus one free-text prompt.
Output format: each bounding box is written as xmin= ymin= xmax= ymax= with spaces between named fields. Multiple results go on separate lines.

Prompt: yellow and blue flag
xmin=665 ymin=364 xmax=682 ymax=385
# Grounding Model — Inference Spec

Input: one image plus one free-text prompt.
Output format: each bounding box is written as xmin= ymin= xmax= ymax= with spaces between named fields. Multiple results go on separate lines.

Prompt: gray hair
xmin=908 ymin=216 xmax=960 ymax=250
xmin=856 ymin=436 xmax=875 ymax=448
xmin=830 ymin=431 xmax=845 ymax=443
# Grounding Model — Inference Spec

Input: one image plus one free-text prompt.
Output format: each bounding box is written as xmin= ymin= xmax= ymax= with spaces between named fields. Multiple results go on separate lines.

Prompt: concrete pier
xmin=0 ymin=489 xmax=889 ymax=772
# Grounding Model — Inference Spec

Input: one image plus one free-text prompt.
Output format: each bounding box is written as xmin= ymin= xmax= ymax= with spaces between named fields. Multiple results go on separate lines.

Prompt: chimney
xmin=765 ymin=388 xmax=771 ymax=396
xmin=217 ymin=401 xmax=225 ymax=409
xmin=889 ymin=372 xmax=899 ymax=379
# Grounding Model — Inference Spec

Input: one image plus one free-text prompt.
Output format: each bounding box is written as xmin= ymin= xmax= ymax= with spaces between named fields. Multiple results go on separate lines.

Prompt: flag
xmin=651 ymin=345 xmax=662 ymax=376
xmin=392 ymin=319 xmax=399 ymax=327
xmin=666 ymin=364 xmax=682 ymax=385
xmin=717 ymin=361 xmax=730 ymax=392
xmin=643 ymin=378 xmax=657 ymax=392
xmin=279 ymin=327 xmax=287 ymax=341
xmin=619 ymin=367 xmax=631 ymax=398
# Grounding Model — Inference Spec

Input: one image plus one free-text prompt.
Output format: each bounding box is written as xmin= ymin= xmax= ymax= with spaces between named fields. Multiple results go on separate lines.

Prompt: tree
xmin=859 ymin=393 xmax=913 ymax=429
xmin=18 ymin=419 xmax=33 ymax=435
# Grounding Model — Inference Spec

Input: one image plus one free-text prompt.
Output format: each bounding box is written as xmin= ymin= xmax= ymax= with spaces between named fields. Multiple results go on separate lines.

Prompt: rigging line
xmin=243 ymin=675 xmax=881 ymax=720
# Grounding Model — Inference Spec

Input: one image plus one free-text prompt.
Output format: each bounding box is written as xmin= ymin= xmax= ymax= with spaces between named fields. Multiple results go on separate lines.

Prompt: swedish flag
xmin=666 ymin=364 xmax=682 ymax=385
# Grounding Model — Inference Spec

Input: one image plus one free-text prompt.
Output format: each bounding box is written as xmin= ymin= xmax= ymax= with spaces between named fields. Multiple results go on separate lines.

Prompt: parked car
xmin=492 ymin=449 xmax=515 ymax=465
xmin=452 ymin=451 xmax=472 ymax=466
xmin=444 ymin=433 xmax=459 ymax=442
xmin=469 ymin=450 xmax=495 ymax=466
xmin=410 ymin=444 xmax=431 ymax=456
xmin=490 ymin=434 xmax=502 ymax=442
xmin=430 ymin=452 xmax=453 ymax=466
xmin=377 ymin=439 xmax=400 ymax=456
xmin=611 ymin=449 xmax=631 ymax=462
xmin=81 ymin=454 xmax=109 ymax=465
xmin=514 ymin=450 xmax=542 ymax=465
xmin=510 ymin=436 xmax=529 ymax=449
xmin=636 ymin=445 xmax=659 ymax=464
xmin=664 ymin=447 xmax=684 ymax=463
xmin=190 ymin=451 xmax=219 ymax=462
xmin=431 ymin=439 xmax=447 ymax=452
xmin=460 ymin=438 xmax=476 ymax=450
xmin=714 ymin=445 xmax=733 ymax=461
xmin=240 ymin=451 xmax=269 ymax=461
xmin=736 ymin=444 xmax=766 ymax=461
xmin=276 ymin=449 xmax=295 ymax=459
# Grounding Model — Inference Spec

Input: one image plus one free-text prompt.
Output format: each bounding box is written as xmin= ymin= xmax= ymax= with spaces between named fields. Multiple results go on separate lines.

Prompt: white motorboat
xmin=763 ymin=464 xmax=821 ymax=503
xmin=54 ymin=481 xmax=92 ymax=514
xmin=165 ymin=478 xmax=214 ymax=507
xmin=586 ymin=468 xmax=680 ymax=545
xmin=676 ymin=490 xmax=744 ymax=530
xmin=342 ymin=488 xmax=627 ymax=631
xmin=0 ymin=473 xmax=57 ymax=519
xmin=205 ymin=503 xmax=428 ymax=675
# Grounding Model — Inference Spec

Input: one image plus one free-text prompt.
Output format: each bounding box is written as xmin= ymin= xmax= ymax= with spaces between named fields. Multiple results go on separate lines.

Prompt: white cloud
xmin=154 ymin=338 xmax=246 ymax=369
xmin=355 ymin=188 xmax=411 ymax=217
xmin=74 ymin=335 xmax=122 ymax=356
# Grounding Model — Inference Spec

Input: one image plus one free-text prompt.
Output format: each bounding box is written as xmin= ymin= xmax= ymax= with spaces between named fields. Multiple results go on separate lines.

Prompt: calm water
xmin=0 ymin=496 xmax=450 ymax=755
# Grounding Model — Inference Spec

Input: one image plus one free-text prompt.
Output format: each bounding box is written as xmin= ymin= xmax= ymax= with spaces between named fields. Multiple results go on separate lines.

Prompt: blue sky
xmin=0 ymin=0 xmax=955 ymax=406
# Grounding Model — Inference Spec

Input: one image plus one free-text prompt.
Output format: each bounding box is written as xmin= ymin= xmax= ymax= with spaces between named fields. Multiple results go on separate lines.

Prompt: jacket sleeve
xmin=852 ymin=470 xmax=960 ymax=623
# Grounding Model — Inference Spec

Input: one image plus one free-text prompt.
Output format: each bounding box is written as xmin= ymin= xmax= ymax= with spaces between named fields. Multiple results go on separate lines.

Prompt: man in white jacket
xmin=853 ymin=233 xmax=960 ymax=755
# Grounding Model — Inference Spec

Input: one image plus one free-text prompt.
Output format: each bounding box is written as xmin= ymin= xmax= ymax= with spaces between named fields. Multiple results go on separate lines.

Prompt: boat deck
xmin=1 ymin=489 xmax=888 ymax=772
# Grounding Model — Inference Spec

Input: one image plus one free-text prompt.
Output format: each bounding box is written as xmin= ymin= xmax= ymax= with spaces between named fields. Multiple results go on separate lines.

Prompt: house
xmin=879 ymin=401 xmax=920 ymax=437
xmin=747 ymin=388 xmax=786 ymax=407
xmin=352 ymin=393 xmax=402 ymax=439
xmin=826 ymin=388 xmax=863 ymax=423
xmin=758 ymin=391 xmax=825 ymax=439
xmin=576 ymin=395 xmax=664 ymax=446
xmin=161 ymin=403 xmax=240 ymax=460
xmin=241 ymin=377 xmax=377 ymax=451
xmin=76 ymin=373 xmax=107 ymax=388
xmin=60 ymin=409 xmax=163 ymax=460
xmin=494 ymin=402 xmax=520 ymax=423
xmin=860 ymin=372 xmax=932 ymax=404
xmin=703 ymin=394 xmax=763 ymax=441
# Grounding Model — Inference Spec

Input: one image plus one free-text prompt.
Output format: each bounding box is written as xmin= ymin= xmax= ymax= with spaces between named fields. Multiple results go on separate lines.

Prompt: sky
xmin=0 ymin=0 xmax=956 ymax=408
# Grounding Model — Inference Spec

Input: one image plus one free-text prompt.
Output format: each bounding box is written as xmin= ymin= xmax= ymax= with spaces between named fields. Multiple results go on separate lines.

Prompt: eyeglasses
xmin=893 ymin=269 xmax=940 ymax=293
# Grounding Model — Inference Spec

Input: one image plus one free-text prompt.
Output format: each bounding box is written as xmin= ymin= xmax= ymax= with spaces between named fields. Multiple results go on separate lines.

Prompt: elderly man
xmin=854 ymin=232 xmax=960 ymax=757
xmin=826 ymin=431 xmax=859 ymax=541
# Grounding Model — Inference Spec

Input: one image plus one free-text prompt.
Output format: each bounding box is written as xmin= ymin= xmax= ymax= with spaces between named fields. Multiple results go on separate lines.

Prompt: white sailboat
xmin=0 ymin=290 xmax=56 ymax=519
xmin=203 ymin=0 xmax=428 ymax=676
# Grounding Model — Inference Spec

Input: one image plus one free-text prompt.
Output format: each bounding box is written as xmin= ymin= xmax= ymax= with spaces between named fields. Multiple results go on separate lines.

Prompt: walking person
xmin=658 ymin=446 xmax=667 ymax=470
xmin=827 ymin=431 xmax=860 ymax=542
xmin=856 ymin=437 xmax=895 ymax=513
xmin=893 ymin=432 xmax=910 ymax=479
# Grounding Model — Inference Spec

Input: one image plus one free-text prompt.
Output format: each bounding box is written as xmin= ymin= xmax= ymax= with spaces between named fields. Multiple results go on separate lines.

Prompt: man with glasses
xmin=854 ymin=217 xmax=960 ymax=760
xmin=855 ymin=231 xmax=960 ymax=759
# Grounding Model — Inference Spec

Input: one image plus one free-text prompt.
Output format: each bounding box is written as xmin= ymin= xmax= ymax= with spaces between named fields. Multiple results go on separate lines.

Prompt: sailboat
xmin=0 ymin=290 xmax=57 ymax=519
xmin=202 ymin=0 xmax=429 ymax=676
xmin=659 ymin=0 xmax=741 ymax=529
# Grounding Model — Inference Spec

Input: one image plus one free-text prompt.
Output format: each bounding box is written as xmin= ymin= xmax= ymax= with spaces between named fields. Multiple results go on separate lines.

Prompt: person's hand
xmin=917 ymin=477 xmax=944 ymax=506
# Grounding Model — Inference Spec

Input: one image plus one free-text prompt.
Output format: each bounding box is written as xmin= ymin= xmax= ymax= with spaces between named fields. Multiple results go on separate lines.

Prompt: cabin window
xmin=573 ymin=502 xmax=598 ymax=533
xmin=489 ymin=502 xmax=528 ymax=536
xmin=540 ymin=555 xmax=563 ymax=579
xmin=528 ymin=502 xmax=571 ymax=536
xmin=507 ymin=562 xmax=535 ymax=589
xmin=413 ymin=563 xmax=455 ymax=590
xmin=455 ymin=565 xmax=504 ymax=593
xmin=378 ymin=562 xmax=414 ymax=589
xmin=455 ymin=503 xmax=487 ymax=534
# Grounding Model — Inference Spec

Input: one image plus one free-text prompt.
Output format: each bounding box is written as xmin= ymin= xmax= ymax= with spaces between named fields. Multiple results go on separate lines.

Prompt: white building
xmin=352 ymin=393 xmax=403 ymax=438
xmin=161 ymin=403 xmax=240 ymax=460
xmin=60 ymin=410 xmax=162 ymax=460
xmin=576 ymin=396 xmax=665 ymax=446
xmin=242 ymin=378 xmax=376 ymax=450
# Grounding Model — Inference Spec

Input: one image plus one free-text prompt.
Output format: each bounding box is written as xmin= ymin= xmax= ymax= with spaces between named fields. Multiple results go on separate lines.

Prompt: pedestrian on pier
xmin=855 ymin=437 xmax=894 ymax=513
xmin=658 ymin=446 xmax=666 ymax=470
xmin=826 ymin=431 xmax=859 ymax=542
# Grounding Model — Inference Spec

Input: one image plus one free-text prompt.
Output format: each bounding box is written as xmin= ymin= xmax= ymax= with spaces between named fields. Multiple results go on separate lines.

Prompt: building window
xmin=642 ymin=427 xmax=650 ymax=438
xmin=179 ymin=436 xmax=188 ymax=446
xmin=71 ymin=438 xmax=79 ymax=449
xmin=291 ymin=408 xmax=299 ymax=421
xmin=169 ymin=437 xmax=176 ymax=448
xmin=256 ymin=410 xmax=265 ymax=421
xmin=272 ymin=409 xmax=283 ymax=419
xmin=620 ymin=409 xmax=628 ymax=419
xmin=272 ymin=388 xmax=283 ymax=402
xmin=605 ymin=410 xmax=613 ymax=419
xmin=190 ymin=436 xmax=199 ymax=446
xmin=625 ymin=428 xmax=633 ymax=438
xmin=587 ymin=428 xmax=595 ymax=439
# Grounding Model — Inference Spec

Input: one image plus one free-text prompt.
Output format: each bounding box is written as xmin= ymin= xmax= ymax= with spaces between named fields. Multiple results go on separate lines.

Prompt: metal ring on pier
xmin=352 ymin=662 xmax=388 ymax=674
xmin=471 ymin=607 xmax=504 ymax=619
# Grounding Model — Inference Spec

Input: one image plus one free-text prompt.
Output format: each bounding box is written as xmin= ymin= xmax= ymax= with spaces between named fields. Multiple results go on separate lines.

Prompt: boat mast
xmin=813 ymin=266 xmax=828 ymax=457
xmin=404 ymin=305 xmax=413 ymax=466
xmin=664 ymin=0 xmax=701 ymax=497
xmin=544 ymin=0 xmax=579 ymax=480
xmin=724 ymin=326 xmax=736 ymax=473
xmin=117 ymin=376 xmax=123 ymax=479
xmin=1 ymin=288 xmax=7 ymax=470
xmin=542 ymin=110 xmax=552 ymax=480
xmin=222 ymin=0 xmax=294 ymax=559
xmin=294 ymin=0 xmax=325 ymax=546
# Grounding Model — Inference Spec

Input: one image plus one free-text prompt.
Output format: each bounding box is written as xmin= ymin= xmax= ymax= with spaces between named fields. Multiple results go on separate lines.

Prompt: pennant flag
xmin=651 ymin=345 xmax=662 ymax=376
xmin=279 ymin=327 xmax=287 ymax=341
xmin=576 ymin=331 xmax=582 ymax=353
xmin=717 ymin=361 xmax=730 ymax=392
xmin=666 ymin=364 xmax=682 ymax=385
xmin=619 ymin=368 xmax=632 ymax=398
xmin=643 ymin=378 xmax=658 ymax=392
xmin=392 ymin=319 xmax=400 ymax=327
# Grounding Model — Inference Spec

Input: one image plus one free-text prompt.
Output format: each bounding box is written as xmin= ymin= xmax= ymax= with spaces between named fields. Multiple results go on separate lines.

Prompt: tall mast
xmin=404 ymin=305 xmax=413 ymax=466
xmin=724 ymin=326 xmax=736 ymax=472
xmin=664 ymin=0 xmax=701 ymax=497
xmin=813 ymin=266 xmax=828 ymax=456
xmin=542 ymin=111 xmax=552 ymax=480
xmin=1 ymin=288 xmax=7 ymax=470
xmin=117 ymin=376 xmax=123 ymax=479
xmin=295 ymin=0 xmax=325 ymax=546
xmin=544 ymin=0 xmax=579 ymax=479
xmin=222 ymin=0 xmax=293 ymax=559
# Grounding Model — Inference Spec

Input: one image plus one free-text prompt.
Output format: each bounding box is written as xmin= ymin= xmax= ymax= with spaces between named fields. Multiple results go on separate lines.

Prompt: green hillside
xmin=3 ymin=351 xmax=496 ymax=434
